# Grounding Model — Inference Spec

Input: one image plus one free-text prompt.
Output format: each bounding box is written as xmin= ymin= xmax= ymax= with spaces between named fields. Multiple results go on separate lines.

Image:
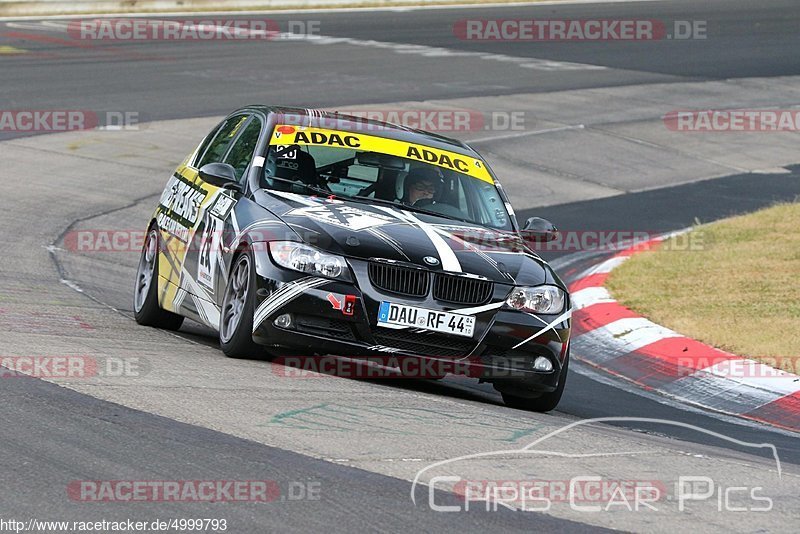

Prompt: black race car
xmin=134 ymin=106 xmax=571 ymax=411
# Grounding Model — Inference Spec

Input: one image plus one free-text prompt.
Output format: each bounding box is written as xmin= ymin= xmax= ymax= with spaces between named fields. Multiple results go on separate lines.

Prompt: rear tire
xmin=219 ymin=249 xmax=261 ymax=359
xmin=501 ymin=354 xmax=569 ymax=413
xmin=133 ymin=227 xmax=184 ymax=331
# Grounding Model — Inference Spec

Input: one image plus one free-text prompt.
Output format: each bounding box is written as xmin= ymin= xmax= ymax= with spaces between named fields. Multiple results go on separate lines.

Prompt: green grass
xmin=607 ymin=202 xmax=800 ymax=360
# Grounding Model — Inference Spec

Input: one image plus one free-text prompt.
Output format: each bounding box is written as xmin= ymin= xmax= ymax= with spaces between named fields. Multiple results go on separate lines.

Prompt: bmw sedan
xmin=134 ymin=106 xmax=571 ymax=411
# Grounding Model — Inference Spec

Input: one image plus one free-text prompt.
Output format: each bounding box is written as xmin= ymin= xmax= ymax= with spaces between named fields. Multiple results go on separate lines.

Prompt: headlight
xmin=505 ymin=285 xmax=565 ymax=314
xmin=269 ymin=241 xmax=350 ymax=281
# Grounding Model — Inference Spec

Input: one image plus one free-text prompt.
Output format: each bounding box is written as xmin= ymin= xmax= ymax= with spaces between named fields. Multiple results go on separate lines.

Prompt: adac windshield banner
xmin=269 ymin=125 xmax=494 ymax=183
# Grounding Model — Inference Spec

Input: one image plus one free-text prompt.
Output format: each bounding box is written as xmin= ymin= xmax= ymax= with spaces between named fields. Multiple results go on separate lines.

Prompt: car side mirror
xmin=521 ymin=217 xmax=558 ymax=243
xmin=198 ymin=163 xmax=239 ymax=189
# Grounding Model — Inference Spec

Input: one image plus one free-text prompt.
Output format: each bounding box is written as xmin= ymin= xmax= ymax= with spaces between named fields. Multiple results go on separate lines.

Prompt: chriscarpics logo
xmin=411 ymin=418 xmax=783 ymax=516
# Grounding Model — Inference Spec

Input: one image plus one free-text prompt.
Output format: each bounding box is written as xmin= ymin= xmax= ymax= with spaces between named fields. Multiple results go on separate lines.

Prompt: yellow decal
xmin=227 ymin=116 xmax=248 ymax=139
xmin=152 ymin=164 xmax=206 ymax=307
xmin=270 ymin=125 xmax=493 ymax=183
xmin=0 ymin=46 xmax=27 ymax=55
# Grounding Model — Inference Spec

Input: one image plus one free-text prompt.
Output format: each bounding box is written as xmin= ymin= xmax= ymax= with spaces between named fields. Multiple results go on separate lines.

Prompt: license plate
xmin=377 ymin=302 xmax=475 ymax=338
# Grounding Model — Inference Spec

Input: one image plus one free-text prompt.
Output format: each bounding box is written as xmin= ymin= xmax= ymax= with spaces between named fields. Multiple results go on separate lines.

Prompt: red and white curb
xmin=568 ymin=234 xmax=800 ymax=433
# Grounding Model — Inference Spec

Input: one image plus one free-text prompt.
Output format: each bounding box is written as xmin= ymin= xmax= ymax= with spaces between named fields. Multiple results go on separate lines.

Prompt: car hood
xmin=254 ymin=190 xmax=558 ymax=287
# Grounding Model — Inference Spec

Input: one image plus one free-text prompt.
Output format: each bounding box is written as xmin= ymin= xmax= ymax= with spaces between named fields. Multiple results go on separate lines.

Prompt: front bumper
xmin=251 ymin=258 xmax=570 ymax=392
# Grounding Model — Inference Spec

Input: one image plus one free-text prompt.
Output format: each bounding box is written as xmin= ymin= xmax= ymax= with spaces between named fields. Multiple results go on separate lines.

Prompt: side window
xmin=196 ymin=115 xmax=248 ymax=169
xmin=223 ymin=117 xmax=262 ymax=181
xmin=191 ymin=120 xmax=224 ymax=167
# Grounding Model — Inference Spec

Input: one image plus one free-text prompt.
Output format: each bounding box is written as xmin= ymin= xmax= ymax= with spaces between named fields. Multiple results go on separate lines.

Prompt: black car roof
xmin=238 ymin=105 xmax=481 ymax=158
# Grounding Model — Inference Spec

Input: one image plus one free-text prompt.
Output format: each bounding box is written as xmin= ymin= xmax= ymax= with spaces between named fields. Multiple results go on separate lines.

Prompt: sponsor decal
xmin=209 ymin=192 xmax=236 ymax=219
xmin=157 ymin=174 xmax=207 ymax=242
xmin=327 ymin=293 xmax=357 ymax=316
xmin=275 ymin=144 xmax=298 ymax=159
xmin=277 ymin=159 xmax=299 ymax=171
xmin=293 ymin=131 xmax=361 ymax=148
xmin=343 ymin=295 xmax=356 ymax=316
xmin=270 ymin=125 xmax=493 ymax=183
xmin=197 ymin=191 xmax=237 ymax=290
xmin=197 ymin=215 xmax=222 ymax=290
xmin=156 ymin=211 xmax=191 ymax=243
xmin=406 ymin=146 xmax=469 ymax=173
xmin=286 ymin=203 xmax=395 ymax=231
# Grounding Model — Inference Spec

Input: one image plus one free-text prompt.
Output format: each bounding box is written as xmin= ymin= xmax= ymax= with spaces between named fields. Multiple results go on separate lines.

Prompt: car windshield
xmin=260 ymin=125 xmax=512 ymax=230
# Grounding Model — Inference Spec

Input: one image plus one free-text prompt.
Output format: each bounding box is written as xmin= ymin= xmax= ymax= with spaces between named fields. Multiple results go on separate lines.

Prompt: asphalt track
xmin=2 ymin=1 xmax=800 ymax=531
xmin=2 ymin=0 xmax=800 ymax=135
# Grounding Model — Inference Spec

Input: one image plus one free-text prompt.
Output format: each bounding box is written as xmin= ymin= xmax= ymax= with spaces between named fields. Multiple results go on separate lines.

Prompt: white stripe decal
xmin=406 ymin=214 xmax=461 ymax=272
xmin=173 ymin=286 xmax=187 ymax=311
xmin=512 ymin=307 xmax=573 ymax=350
xmin=191 ymin=294 xmax=210 ymax=325
xmin=252 ymin=278 xmax=329 ymax=332
xmin=252 ymin=278 xmax=319 ymax=327
xmin=230 ymin=220 xmax=285 ymax=251
xmin=180 ymin=268 xmax=221 ymax=328
xmin=375 ymin=206 xmax=461 ymax=272
xmin=253 ymin=279 xmax=327 ymax=329
xmin=451 ymin=301 xmax=504 ymax=316
xmin=251 ymin=281 xmax=299 ymax=323
xmin=434 ymin=226 xmax=515 ymax=282
xmin=366 ymin=227 xmax=409 ymax=260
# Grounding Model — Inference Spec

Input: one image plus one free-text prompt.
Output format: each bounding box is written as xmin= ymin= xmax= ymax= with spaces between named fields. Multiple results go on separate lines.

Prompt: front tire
xmin=133 ymin=227 xmax=184 ymax=331
xmin=501 ymin=354 xmax=569 ymax=412
xmin=219 ymin=250 xmax=260 ymax=358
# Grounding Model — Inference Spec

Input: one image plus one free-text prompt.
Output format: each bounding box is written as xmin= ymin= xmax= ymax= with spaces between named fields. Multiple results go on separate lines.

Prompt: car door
xmin=154 ymin=117 xmax=233 ymax=317
xmin=182 ymin=114 xmax=265 ymax=327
